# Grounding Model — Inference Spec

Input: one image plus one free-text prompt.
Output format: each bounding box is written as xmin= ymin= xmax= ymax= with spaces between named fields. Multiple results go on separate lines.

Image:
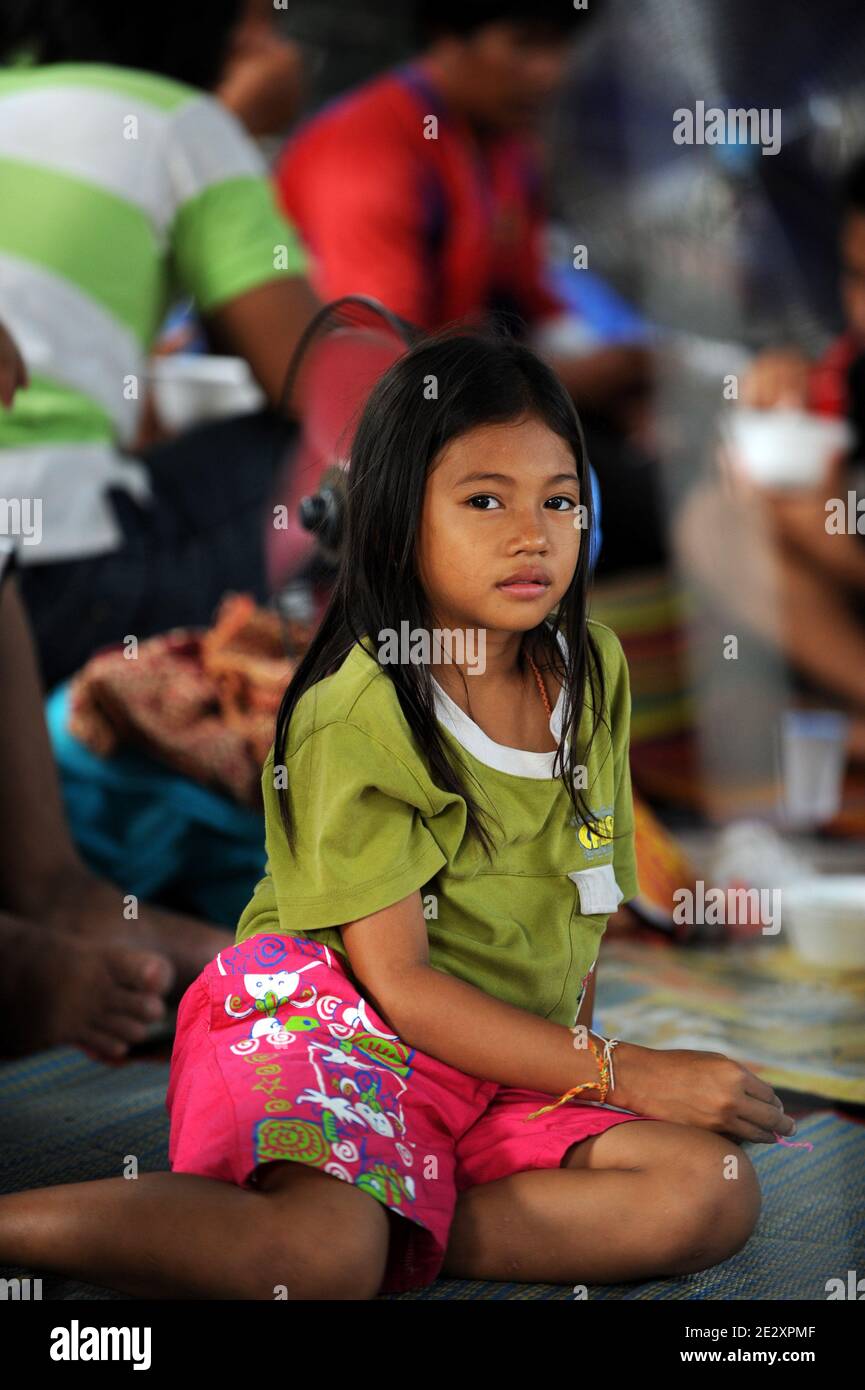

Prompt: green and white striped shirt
xmin=0 ymin=62 xmax=308 ymax=562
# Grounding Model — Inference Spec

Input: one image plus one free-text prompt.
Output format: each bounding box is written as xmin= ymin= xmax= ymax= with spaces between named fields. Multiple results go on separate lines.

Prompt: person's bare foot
xmin=0 ymin=913 xmax=176 ymax=1060
xmin=37 ymin=868 xmax=229 ymax=1000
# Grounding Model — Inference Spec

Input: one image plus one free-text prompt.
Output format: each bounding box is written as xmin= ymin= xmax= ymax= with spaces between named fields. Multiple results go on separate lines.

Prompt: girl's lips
xmin=496 ymin=580 xmax=550 ymax=598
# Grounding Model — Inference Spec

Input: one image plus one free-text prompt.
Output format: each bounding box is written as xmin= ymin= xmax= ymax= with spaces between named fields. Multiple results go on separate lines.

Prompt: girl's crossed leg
xmin=0 ymin=1162 xmax=389 ymax=1301
xmin=440 ymin=1120 xmax=762 ymax=1285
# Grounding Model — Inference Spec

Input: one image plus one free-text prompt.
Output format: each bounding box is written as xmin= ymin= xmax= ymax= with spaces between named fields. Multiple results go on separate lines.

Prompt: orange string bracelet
xmin=523 ymin=1033 xmax=618 ymax=1121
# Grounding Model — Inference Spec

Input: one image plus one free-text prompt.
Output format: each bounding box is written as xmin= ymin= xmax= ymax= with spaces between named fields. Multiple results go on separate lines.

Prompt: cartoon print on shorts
xmin=295 ymin=1034 xmax=411 ymax=1137
xmin=226 ymin=964 xmax=322 ymax=1047
xmin=219 ymin=937 xmax=421 ymax=1212
xmin=249 ymin=1035 xmax=419 ymax=1210
xmin=253 ymin=1115 xmax=416 ymax=1210
xmin=355 ymin=1164 xmax=415 ymax=1207
xmin=217 ymin=935 xmax=403 ymax=1056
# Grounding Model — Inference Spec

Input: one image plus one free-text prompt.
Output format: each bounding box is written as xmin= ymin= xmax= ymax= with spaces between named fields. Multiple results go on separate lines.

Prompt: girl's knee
xmin=252 ymin=1164 xmax=390 ymax=1299
xmin=657 ymin=1135 xmax=761 ymax=1272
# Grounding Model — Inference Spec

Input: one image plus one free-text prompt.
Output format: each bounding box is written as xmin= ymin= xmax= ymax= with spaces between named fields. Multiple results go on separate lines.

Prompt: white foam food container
xmin=148 ymin=354 xmax=266 ymax=430
xmin=722 ymin=408 xmax=853 ymax=489
xmin=782 ymin=875 xmax=865 ymax=969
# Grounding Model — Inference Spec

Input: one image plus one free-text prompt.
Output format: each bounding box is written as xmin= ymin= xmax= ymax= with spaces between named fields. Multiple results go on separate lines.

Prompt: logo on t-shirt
xmin=573 ymin=807 xmax=614 ymax=858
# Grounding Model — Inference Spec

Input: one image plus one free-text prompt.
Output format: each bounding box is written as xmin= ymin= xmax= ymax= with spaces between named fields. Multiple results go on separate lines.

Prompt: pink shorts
xmin=166 ymin=933 xmax=657 ymax=1294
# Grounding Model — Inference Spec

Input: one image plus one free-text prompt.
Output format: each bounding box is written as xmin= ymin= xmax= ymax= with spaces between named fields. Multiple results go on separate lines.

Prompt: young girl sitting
xmin=0 ymin=330 xmax=794 ymax=1300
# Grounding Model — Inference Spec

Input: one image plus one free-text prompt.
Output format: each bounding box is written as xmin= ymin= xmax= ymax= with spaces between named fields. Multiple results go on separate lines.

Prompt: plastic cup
xmin=778 ymin=709 xmax=850 ymax=830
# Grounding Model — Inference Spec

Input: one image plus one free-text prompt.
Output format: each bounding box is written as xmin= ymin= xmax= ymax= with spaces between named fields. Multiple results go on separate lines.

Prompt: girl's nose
xmin=508 ymin=512 xmax=550 ymax=548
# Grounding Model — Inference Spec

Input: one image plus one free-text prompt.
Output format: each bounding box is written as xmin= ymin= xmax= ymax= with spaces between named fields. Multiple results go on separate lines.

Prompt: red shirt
xmin=809 ymin=331 xmax=863 ymax=416
xmin=274 ymin=60 xmax=564 ymax=332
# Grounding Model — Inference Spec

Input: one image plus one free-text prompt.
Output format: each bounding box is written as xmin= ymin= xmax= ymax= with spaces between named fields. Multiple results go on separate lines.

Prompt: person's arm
xmin=269 ymin=714 xmax=795 ymax=1141
xmin=781 ymin=507 xmax=865 ymax=591
xmin=340 ymin=889 xmax=619 ymax=1100
xmin=340 ymin=890 xmax=796 ymax=1143
xmin=0 ymin=318 xmax=27 ymax=408
xmin=217 ymin=0 xmax=305 ymax=138
xmin=720 ymin=444 xmax=865 ymax=592
xmin=0 ymin=578 xmax=87 ymax=916
xmin=740 ymin=347 xmax=812 ymax=409
xmin=205 ymin=275 xmax=322 ymax=416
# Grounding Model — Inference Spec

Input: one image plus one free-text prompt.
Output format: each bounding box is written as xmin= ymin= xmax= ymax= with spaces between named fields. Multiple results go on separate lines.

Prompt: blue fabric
xmin=155 ymin=297 xmax=208 ymax=353
xmin=546 ymin=264 xmax=652 ymax=344
xmin=45 ymin=684 xmax=266 ymax=928
xmin=588 ymin=463 xmax=602 ymax=571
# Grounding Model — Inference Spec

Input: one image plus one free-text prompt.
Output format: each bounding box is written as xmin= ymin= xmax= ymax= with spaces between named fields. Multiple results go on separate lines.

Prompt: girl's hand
xmin=612 ymin=1042 xmax=796 ymax=1145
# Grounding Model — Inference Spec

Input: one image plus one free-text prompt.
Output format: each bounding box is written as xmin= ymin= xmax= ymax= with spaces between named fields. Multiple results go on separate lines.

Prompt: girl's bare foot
xmin=0 ymin=912 xmax=175 ymax=1060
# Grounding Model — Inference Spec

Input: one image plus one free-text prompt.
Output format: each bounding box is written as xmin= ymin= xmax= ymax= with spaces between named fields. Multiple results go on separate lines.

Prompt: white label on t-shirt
xmin=568 ymin=862 xmax=624 ymax=915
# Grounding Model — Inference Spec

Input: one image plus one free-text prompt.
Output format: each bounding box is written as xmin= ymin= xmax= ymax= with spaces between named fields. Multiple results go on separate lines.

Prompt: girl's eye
xmin=467 ymin=495 xmax=502 ymax=510
xmin=546 ymin=496 xmax=579 ymax=512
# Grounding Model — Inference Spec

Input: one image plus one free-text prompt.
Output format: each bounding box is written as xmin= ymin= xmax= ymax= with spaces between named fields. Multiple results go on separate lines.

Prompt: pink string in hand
xmin=773 ymin=1131 xmax=813 ymax=1151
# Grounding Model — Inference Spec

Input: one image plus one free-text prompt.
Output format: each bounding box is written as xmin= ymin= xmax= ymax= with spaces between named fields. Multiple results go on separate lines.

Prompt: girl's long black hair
xmin=274 ymin=321 xmax=607 ymax=862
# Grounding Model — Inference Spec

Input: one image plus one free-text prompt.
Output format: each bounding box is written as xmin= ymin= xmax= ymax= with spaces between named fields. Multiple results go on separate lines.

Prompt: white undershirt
xmin=430 ymin=629 xmax=569 ymax=780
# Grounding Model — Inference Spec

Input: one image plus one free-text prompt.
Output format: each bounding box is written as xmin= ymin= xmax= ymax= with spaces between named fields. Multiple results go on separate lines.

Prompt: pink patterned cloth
xmin=65 ymin=594 xmax=318 ymax=807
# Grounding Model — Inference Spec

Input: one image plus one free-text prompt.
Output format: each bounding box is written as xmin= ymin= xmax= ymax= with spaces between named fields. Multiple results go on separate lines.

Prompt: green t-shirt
xmin=236 ymin=620 xmax=639 ymax=1029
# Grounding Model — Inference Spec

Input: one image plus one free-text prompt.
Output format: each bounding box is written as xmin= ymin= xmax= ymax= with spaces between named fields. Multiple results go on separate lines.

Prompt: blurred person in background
xmin=676 ymin=153 xmax=865 ymax=760
xmin=0 ymin=323 xmax=226 ymax=1060
xmin=0 ymin=0 xmax=321 ymax=691
xmin=218 ymin=0 xmax=306 ymax=140
xmin=275 ymin=0 xmax=668 ymax=581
